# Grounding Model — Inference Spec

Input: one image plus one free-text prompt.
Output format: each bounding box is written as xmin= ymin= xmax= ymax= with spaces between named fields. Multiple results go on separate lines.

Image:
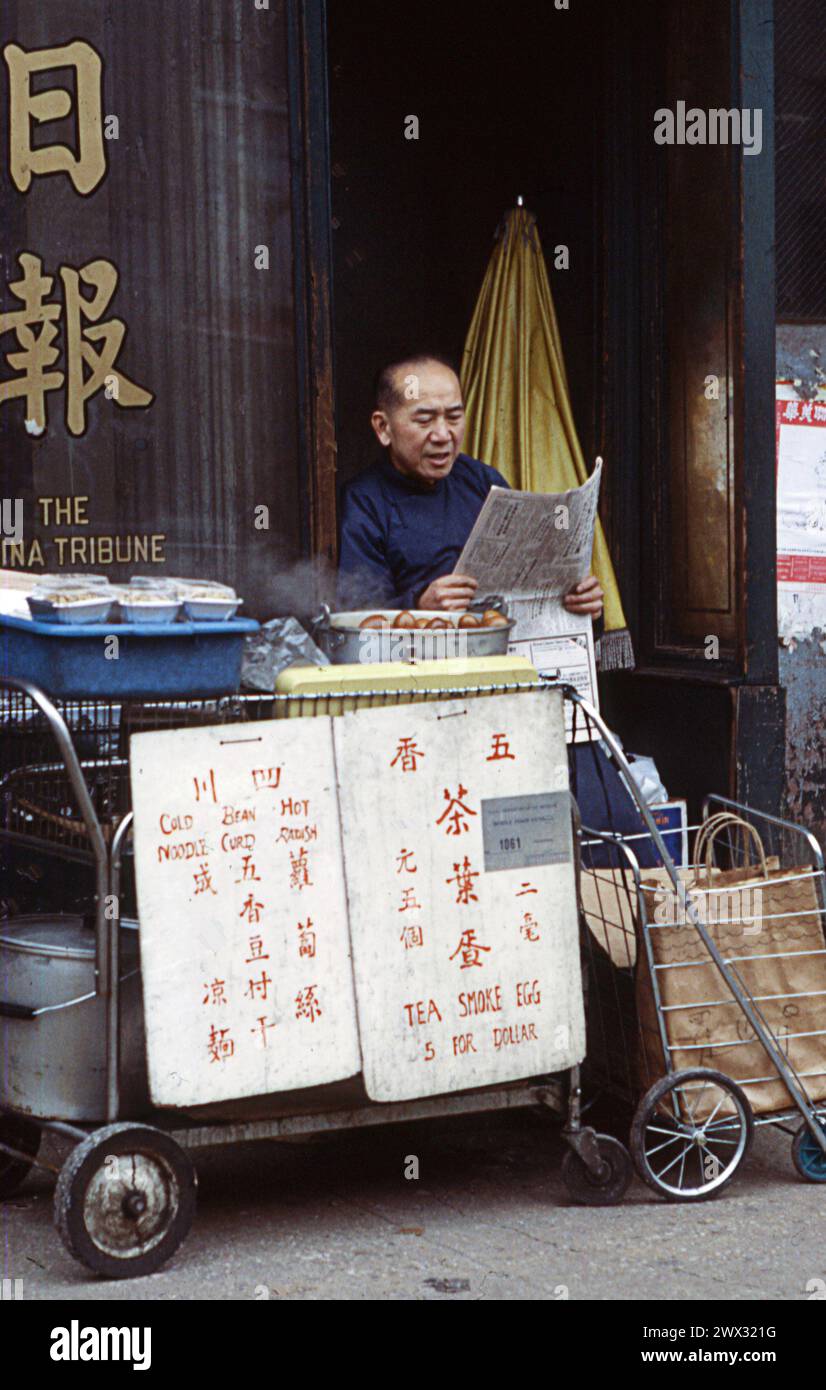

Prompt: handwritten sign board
xmin=130 ymin=718 xmax=361 ymax=1107
xmin=334 ymin=690 xmax=585 ymax=1103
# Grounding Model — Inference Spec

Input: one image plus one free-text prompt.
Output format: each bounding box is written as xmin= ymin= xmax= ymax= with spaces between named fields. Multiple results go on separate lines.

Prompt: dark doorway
xmin=327 ymin=0 xmax=601 ymax=490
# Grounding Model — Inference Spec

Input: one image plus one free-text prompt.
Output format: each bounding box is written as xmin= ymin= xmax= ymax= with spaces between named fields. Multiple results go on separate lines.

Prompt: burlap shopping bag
xmin=636 ymin=814 xmax=826 ymax=1114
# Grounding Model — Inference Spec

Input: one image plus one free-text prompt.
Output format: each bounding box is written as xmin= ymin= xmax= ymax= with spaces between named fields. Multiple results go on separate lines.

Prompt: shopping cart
xmin=579 ymin=785 xmax=826 ymax=1203
xmin=1 ymin=674 xmax=669 ymax=1279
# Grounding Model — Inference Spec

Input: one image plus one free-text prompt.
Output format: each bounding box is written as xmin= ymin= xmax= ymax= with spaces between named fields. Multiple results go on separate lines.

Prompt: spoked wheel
xmin=561 ymin=1133 xmax=633 ymax=1206
xmin=0 ymin=1113 xmax=41 ymax=1199
xmin=791 ymin=1119 xmax=826 ymax=1182
xmin=631 ymin=1068 xmax=753 ymax=1202
xmin=54 ymin=1123 xmax=197 ymax=1279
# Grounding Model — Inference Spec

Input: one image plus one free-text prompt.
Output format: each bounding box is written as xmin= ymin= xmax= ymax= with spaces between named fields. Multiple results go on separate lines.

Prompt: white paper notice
xmin=506 ymin=607 xmax=598 ymax=743
xmin=334 ymin=690 xmax=586 ymax=1103
xmin=776 ymin=395 xmax=826 ymax=640
xmin=130 ymin=718 xmax=361 ymax=1107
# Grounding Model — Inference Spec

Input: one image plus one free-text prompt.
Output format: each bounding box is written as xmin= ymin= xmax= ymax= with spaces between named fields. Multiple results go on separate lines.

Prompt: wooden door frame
xmin=597 ymin=0 xmax=777 ymax=685
xmin=287 ymin=0 xmax=338 ymax=573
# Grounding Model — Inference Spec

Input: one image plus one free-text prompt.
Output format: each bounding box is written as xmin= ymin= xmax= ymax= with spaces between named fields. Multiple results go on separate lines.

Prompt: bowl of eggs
xmin=312 ymin=599 xmax=513 ymax=664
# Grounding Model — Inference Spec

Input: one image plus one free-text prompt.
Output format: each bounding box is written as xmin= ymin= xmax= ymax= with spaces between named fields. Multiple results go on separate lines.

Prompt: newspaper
xmin=454 ymin=461 xmax=602 ymax=740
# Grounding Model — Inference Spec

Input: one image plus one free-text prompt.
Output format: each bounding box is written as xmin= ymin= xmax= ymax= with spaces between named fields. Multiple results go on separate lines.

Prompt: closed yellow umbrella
xmin=461 ymin=205 xmax=633 ymax=670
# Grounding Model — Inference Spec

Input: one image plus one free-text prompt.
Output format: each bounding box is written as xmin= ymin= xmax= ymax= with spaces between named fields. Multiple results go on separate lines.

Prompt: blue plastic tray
xmin=0 ymin=614 xmax=260 ymax=699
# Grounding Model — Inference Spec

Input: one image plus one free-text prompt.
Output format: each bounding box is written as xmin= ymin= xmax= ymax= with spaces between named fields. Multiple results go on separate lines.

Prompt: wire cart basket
xmin=579 ymin=781 xmax=826 ymax=1202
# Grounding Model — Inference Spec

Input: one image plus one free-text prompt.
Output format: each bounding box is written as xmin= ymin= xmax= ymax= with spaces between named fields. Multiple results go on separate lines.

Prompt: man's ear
xmin=371 ymin=409 xmax=392 ymax=448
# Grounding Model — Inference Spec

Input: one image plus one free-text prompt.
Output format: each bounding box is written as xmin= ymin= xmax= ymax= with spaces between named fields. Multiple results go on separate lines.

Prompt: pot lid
xmin=0 ymin=913 xmax=138 ymax=958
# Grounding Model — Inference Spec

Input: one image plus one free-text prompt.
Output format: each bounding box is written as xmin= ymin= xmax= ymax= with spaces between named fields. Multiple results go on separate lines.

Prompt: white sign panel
xmin=334 ymin=690 xmax=585 ymax=1102
xmin=130 ymin=718 xmax=361 ymax=1106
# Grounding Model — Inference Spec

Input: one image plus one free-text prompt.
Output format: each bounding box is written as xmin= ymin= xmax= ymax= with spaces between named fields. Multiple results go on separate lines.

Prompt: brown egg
xmin=482 ymin=609 xmax=509 ymax=627
xmin=457 ymin=613 xmax=482 ymax=629
xmin=426 ymin=617 xmax=451 ymax=629
xmin=393 ymin=610 xmax=417 ymax=629
xmin=359 ymin=614 xmax=386 ymax=629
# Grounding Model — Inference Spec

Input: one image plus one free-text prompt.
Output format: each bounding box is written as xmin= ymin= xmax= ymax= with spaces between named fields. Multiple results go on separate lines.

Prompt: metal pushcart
xmin=1 ymin=674 xmax=661 ymax=1279
xmin=579 ymin=781 xmax=826 ymax=1202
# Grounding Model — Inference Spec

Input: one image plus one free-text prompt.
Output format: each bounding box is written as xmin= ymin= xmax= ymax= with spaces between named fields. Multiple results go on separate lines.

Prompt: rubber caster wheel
xmin=54 ymin=1123 xmax=196 ymax=1279
xmin=631 ymin=1068 xmax=753 ymax=1202
xmin=561 ymin=1134 xmax=632 ymax=1205
xmin=791 ymin=1120 xmax=826 ymax=1182
xmin=0 ymin=1114 xmax=41 ymax=1198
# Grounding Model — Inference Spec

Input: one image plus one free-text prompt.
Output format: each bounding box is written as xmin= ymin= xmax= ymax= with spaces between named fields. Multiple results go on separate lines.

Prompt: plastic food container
xmin=0 ymin=614 xmax=260 ymax=698
xmin=118 ymin=599 xmax=182 ymax=625
xmin=181 ymin=596 xmax=242 ymax=621
xmin=27 ymin=594 xmax=114 ymax=624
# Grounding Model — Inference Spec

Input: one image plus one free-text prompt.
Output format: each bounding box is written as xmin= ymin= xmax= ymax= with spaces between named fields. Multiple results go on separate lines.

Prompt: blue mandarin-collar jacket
xmin=337 ymin=452 xmax=509 ymax=610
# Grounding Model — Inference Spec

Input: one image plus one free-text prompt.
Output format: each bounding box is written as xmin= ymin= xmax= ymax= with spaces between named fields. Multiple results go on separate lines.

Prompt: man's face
xmin=371 ymin=362 xmax=466 ymax=486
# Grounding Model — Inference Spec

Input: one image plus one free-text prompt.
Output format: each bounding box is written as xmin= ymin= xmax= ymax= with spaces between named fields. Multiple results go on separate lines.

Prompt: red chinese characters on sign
xmin=289 ymin=846 xmax=312 ymax=891
xmin=390 ymin=737 xmax=425 ymax=772
xmin=251 ymin=766 xmax=282 ymax=791
xmin=446 ymin=856 xmax=480 ymax=905
xmin=297 ymin=918 xmax=316 ymax=958
xmin=250 ymin=1015 xmax=276 ymax=1049
xmin=245 ymin=934 xmax=269 ymax=963
xmin=398 ymin=886 xmax=422 ymax=913
xmin=519 ymin=912 xmax=541 ymax=943
xmin=235 ymin=853 xmax=261 ymax=883
xmin=239 ymin=893 xmax=264 ymax=925
xmin=296 ymin=985 xmax=322 ymax=1022
xmin=449 ymin=928 xmax=491 ymax=969
xmin=245 ymin=970 xmax=272 ymax=1001
xmin=400 ymin=923 xmax=424 ymax=950
xmin=781 ymin=399 xmax=826 ymax=424
xmin=516 ymin=881 xmax=538 ymax=897
xmin=193 ymin=861 xmax=217 ymax=897
xmin=436 ymin=784 xmax=476 ymax=836
xmin=202 ymin=978 xmax=227 ymax=1006
xmin=396 ymin=847 xmax=417 ymax=874
xmin=207 ymin=1024 xmax=234 ymax=1064
xmin=193 ymin=770 xmax=218 ymax=803
xmin=486 ymin=733 xmax=515 ymax=762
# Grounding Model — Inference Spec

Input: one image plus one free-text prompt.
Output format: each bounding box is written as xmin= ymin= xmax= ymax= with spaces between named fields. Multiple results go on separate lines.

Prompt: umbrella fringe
xmin=596 ymin=628 xmax=635 ymax=672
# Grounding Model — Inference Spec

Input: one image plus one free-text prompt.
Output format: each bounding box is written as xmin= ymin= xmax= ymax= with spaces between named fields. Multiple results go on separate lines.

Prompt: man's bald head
xmin=373 ymin=353 xmax=461 ymax=412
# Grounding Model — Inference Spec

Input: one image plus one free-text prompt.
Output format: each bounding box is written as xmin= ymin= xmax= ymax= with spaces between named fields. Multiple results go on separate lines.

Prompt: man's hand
xmin=417 ymin=574 xmax=479 ymax=611
xmin=564 ymin=574 xmax=604 ymax=618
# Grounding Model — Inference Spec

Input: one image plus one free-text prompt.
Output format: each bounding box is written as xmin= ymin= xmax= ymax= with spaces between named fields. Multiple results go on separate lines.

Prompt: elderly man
xmin=337 ymin=353 xmax=604 ymax=620
xmin=337 ymin=353 xmax=662 ymax=868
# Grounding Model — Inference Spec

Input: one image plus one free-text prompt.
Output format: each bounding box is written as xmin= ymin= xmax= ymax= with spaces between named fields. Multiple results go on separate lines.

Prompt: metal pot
xmin=312 ymin=596 xmax=514 ymax=665
xmin=0 ymin=914 xmax=149 ymax=1121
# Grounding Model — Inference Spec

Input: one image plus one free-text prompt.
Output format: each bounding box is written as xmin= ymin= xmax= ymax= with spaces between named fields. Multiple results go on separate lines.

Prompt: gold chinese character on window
xmin=4 ymin=39 xmax=106 ymax=195
xmin=0 ymin=252 xmax=154 ymax=435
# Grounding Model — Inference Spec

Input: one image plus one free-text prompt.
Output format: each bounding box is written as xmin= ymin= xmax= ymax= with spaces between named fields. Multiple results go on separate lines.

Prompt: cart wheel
xmin=791 ymin=1119 xmax=826 ymax=1182
xmin=631 ymin=1068 xmax=753 ymax=1202
xmin=561 ymin=1134 xmax=632 ymax=1205
xmin=54 ymin=1123 xmax=196 ymax=1279
xmin=0 ymin=1114 xmax=41 ymax=1199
